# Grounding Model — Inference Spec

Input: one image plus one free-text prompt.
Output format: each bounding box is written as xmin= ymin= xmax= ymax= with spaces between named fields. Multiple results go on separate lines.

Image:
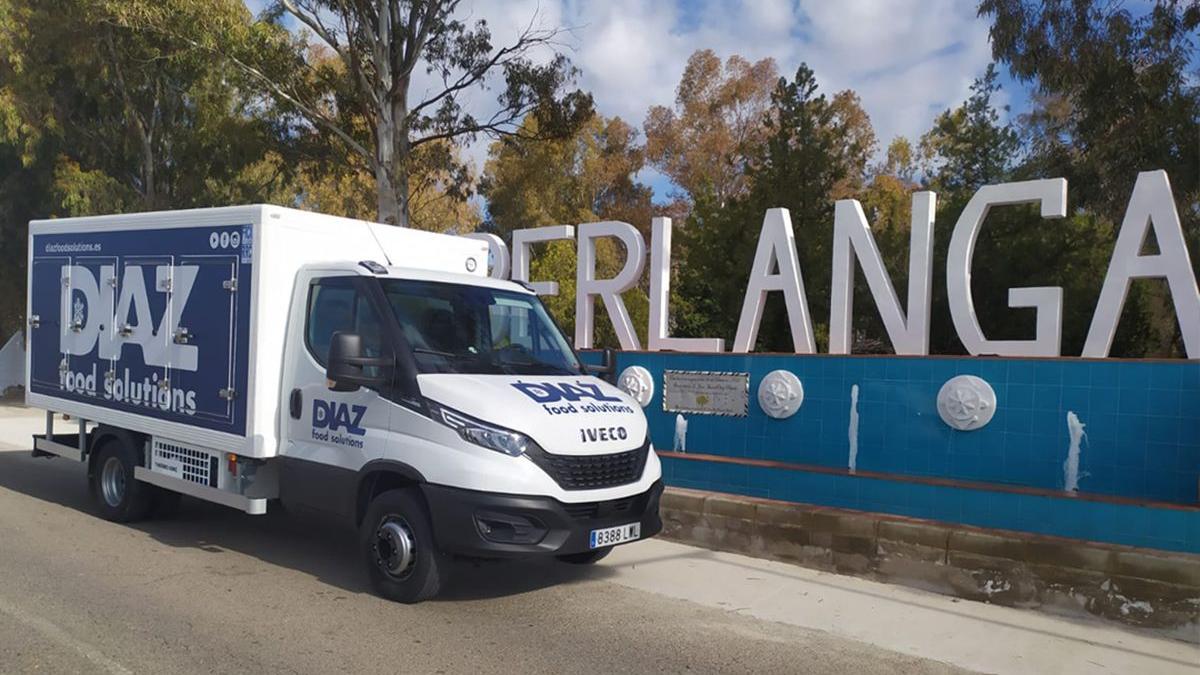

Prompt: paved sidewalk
xmin=607 ymin=539 xmax=1199 ymax=673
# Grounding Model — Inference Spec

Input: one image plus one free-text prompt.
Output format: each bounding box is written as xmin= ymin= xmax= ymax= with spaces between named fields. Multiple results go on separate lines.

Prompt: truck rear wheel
xmin=361 ymin=489 xmax=447 ymax=603
xmin=90 ymin=440 xmax=154 ymax=523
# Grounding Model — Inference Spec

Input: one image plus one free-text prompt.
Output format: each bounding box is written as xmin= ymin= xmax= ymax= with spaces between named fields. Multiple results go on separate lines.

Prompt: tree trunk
xmin=391 ymin=78 xmax=410 ymax=228
xmin=375 ymin=164 xmax=401 ymax=225
xmin=371 ymin=0 xmax=407 ymax=227
xmin=140 ymin=135 xmax=156 ymax=209
xmin=392 ymin=156 xmax=409 ymax=227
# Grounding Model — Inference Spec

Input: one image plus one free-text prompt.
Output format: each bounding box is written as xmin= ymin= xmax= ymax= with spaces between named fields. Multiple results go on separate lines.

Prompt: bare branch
xmin=338 ymin=7 xmax=380 ymax=110
xmin=176 ymin=34 xmax=377 ymax=165
xmin=281 ymin=0 xmax=344 ymax=55
xmin=407 ymin=42 xmax=516 ymax=120
xmin=408 ymin=19 xmax=564 ymax=121
xmin=399 ymin=0 xmax=444 ymax=77
xmin=410 ymin=102 xmax=543 ymax=148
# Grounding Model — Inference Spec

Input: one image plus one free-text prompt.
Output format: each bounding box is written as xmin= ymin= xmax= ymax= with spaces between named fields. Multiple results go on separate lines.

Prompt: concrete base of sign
xmin=660 ymin=487 xmax=1200 ymax=638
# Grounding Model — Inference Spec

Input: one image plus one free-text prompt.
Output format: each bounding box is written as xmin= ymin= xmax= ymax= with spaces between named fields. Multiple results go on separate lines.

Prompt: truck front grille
xmin=526 ymin=441 xmax=649 ymax=491
xmin=561 ymin=494 xmax=640 ymax=521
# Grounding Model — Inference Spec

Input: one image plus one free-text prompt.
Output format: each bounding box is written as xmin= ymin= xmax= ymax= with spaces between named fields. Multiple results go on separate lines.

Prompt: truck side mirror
xmin=582 ymin=348 xmax=617 ymax=384
xmin=326 ymin=332 xmax=393 ymax=392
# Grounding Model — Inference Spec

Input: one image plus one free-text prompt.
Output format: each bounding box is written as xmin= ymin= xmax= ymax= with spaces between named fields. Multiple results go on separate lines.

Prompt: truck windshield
xmin=380 ymin=279 xmax=583 ymax=376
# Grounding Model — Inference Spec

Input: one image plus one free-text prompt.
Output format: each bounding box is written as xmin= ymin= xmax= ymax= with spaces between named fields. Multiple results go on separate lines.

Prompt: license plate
xmin=589 ymin=522 xmax=641 ymax=549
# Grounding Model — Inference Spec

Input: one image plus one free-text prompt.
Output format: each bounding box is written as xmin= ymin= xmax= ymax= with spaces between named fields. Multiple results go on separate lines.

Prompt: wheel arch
xmin=355 ymin=460 xmax=427 ymax=527
xmin=87 ymin=425 xmax=148 ymax=480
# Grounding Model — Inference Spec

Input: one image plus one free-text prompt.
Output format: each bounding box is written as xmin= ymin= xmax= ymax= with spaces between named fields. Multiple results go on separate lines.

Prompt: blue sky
xmin=246 ymin=0 xmax=1036 ymax=203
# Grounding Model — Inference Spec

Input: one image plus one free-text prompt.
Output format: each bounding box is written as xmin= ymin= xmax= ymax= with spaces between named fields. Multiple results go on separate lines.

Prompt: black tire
xmin=557 ymin=547 xmax=612 ymax=565
xmin=89 ymin=440 xmax=154 ymax=523
xmin=361 ymin=489 xmax=447 ymax=603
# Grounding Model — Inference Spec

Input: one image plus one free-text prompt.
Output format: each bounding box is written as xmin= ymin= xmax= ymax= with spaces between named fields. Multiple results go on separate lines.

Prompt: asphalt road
xmin=0 ymin=416 xmax=962 ymax=675
xmin=0 ymin=408 xmax=1195 ymax=674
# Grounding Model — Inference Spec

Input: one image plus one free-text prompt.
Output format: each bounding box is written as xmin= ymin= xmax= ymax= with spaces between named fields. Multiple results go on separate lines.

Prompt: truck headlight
xmin=425 ymin=400 xmax=532 ymax=457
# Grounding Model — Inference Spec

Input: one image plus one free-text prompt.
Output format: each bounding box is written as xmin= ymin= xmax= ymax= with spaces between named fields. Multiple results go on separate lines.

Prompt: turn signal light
xmin=227 ymin=453 xmax=238 ymax=477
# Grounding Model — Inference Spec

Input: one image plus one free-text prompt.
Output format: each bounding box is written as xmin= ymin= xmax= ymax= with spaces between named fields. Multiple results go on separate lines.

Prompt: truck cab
xmin=279 ymin=262 xmax=663 ymax=601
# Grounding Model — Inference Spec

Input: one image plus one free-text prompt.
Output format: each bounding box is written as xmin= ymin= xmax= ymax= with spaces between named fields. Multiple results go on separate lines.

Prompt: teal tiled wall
xmin=581 ymin=351 xmax=1200 ymax=553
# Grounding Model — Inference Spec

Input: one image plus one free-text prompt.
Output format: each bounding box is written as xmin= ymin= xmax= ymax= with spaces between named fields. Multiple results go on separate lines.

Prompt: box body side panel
xmin=27 ymin=211 xmax=260 ymax=452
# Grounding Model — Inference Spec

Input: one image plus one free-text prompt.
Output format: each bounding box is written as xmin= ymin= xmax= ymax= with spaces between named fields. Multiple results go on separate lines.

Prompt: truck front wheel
xmin=89 ymin=440 xmax=154 ymax=523
xmin=361 ymin=489 xmax=447 ymax=603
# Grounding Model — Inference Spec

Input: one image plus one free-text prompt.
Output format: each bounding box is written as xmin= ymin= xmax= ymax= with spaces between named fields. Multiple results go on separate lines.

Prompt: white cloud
xmin=253 ymin=0 xmax=1002 ymax=197
xmin=460 ymin=0 xmax=998 ymax=183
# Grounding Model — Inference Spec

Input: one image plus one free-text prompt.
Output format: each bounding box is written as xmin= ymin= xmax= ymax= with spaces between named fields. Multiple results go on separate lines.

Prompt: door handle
xmin=289 ymin=388 xmax=302 ymax=419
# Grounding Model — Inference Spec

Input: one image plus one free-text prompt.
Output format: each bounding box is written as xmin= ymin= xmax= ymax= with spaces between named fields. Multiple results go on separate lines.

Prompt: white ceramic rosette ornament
xmin=617 ymin=366 xmax=654 ymax=407
xmin=757 ymin=370 xmax=804 ymax=419
xmin=936 ymin=375 xmax=996 ymax=431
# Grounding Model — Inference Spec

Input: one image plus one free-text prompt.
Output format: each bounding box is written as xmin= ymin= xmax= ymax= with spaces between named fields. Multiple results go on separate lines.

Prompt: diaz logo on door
xmin=311 ymin=398 xmax=367 ymax=448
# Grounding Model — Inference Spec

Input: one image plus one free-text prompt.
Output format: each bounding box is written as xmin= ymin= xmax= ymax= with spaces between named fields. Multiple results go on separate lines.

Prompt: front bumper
xmin=421 ymin=480 xmax=663 ymax=558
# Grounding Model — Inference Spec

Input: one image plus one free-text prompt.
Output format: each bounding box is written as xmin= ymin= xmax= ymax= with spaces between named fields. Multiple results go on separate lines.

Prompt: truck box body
xmin=26 ymin=205 xmax=488 ymax=459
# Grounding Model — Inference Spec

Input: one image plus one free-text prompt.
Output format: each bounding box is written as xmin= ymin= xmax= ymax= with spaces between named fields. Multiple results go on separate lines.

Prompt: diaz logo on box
xmin=56 ymin=263 xmax=201 ymax=414
xmin=311 ymin=398 xmax=367 ymax=448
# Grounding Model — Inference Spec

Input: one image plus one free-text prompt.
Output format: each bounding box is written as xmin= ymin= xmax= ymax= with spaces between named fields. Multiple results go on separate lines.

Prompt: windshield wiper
xmin=488 ymin=351 xmax=579 ymax=375
xmin=529 ymin=362 xmax=580 ymax=375
xmin=412 ymin=347 xmax=474 ymax=359
xmin=413 ymin=347 xmax=579 ymax=376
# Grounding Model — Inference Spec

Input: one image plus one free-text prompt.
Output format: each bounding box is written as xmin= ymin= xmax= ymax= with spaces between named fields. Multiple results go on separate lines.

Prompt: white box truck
xmin=25 ymin=205 xmax=662 ymax=602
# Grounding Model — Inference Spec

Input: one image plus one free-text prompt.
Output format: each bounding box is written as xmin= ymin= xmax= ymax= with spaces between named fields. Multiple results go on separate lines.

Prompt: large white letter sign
xmin=575 ymin=221 xmax=646 ymax=350
xmin=1082 ymin=170 xmax=1200 ymax=358
xmin=463 ymin=232 xmax=510 ymax=280
xmin=829 ymin=192 xmax=936 ymax=355
xmin=648 ymin=217 xmax=725 ymax=352
xmin=733 ymin=209 xmax=816 ymax=353
xmin=947 ymin=178 xmax=1068 ymax=357
xmin=511 ymin=225 xmax=574 ymax=295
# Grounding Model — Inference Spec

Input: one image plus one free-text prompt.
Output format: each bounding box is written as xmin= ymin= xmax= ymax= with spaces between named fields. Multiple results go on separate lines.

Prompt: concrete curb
xmin=661 ymin=487 xmax=1200 ymax=638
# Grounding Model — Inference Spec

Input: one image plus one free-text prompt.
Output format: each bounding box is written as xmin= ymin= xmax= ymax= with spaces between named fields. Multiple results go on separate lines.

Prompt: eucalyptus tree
xmin=248 ymin=0 xmax=593 ymax=226
xmin=643 ymin=50 xmax=779 ymax=206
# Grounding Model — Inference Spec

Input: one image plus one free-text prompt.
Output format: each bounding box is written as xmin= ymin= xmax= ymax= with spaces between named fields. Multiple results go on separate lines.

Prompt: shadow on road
xmin=0 ymin=448 xmax=615 ymax=602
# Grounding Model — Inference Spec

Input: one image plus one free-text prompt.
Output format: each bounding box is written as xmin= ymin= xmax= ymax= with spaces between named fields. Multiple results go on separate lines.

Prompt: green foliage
xmin=1 ymin=0 xmax=296 ymax=212
xmin=919 ymin=66 xmax=1019 ymax=199
xmin=482 ymin=115 xmax=650 ymax=236
xmin=528 ymin=239 xmax=649 ymax=350
xmin=481 ymin=114 xmax=652 ymax=347
xmin=643 ymin=50 xmax=779 ymax=203
xmin=0 ymin=0 xmax=300 ymax=335
xmin=980 ymin=0 xmax=1200 ymax=356
xmin=674 ymin=65 xmax=875 ymax=352
xmin=914 ymin=66 xmax=1118 ymax=356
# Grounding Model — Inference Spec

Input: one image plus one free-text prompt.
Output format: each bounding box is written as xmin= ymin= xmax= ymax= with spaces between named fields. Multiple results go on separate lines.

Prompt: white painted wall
xmin=0 ymin=331 xmax=24 ymax=393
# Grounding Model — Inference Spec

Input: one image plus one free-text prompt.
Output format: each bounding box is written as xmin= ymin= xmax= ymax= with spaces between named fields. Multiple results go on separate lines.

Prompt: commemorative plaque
xmin=662 ymin=370 xmax=749 ymax=416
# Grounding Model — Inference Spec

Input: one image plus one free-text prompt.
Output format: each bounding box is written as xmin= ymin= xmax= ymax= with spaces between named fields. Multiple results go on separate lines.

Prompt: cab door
xmin=278 ymin=273 xmax=394 ymax=519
